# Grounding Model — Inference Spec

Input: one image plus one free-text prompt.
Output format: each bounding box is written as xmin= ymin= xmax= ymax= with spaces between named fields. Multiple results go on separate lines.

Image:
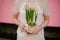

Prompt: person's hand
xmin=27 ymin=27 xmax=36 ymax=33
xmin=24 ymin=26 xmax=36 ymax=37
xmin=32 ymin=26 xmax=42 ymax=35
xmin=18 ymin=23 xmax=33 ymax=37
xmin=25 ymin=33 xmax=34 ymax=37
xmin=25 ymin=26 xmax=42 ymax=37
xmin=18 ymin=23 xmax=27 ymax=32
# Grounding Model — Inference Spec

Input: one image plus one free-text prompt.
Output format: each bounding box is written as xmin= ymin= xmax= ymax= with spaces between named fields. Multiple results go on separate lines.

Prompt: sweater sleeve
xmin=42 ymin=0 xmax=49 ymax=16
xmin=13 ymin=0 xmax=19 ymax=14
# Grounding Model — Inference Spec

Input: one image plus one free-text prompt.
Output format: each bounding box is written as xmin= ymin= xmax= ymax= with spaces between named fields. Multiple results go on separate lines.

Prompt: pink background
xmin=0 ymin=0 xmax=60 ymax=27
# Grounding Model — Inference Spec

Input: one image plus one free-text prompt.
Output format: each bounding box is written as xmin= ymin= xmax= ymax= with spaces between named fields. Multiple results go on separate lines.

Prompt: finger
xmin=26 ymin=34 xmax=32 ymax=37
xmin=26 ymin=32 xmax=35 ymax=36
xmin=20 ymin=27 xmax=25 ymax=32
xmin=32 ymin=29 xmax=39 ymax=34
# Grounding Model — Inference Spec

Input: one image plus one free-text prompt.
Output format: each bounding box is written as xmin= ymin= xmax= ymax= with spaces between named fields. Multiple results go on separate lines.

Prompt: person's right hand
xmin=18 ymin=23 xmax=27 ymax=32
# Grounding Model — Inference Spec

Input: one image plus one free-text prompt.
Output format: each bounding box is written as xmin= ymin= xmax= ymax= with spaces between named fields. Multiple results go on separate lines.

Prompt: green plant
xmin=25 ymin=6 xmax=38 ymax=27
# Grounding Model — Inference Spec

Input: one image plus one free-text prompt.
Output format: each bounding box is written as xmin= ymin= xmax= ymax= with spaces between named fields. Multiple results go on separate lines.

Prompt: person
xmin=12 ymin=0 xmax=49 ymax=40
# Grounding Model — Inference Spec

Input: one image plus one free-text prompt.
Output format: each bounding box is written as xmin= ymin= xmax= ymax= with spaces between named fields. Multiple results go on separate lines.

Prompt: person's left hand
xmin=25 ymin=26 xmax=42 ymax=37
xmin=32 ymin=26 xmax=42 ymax=35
